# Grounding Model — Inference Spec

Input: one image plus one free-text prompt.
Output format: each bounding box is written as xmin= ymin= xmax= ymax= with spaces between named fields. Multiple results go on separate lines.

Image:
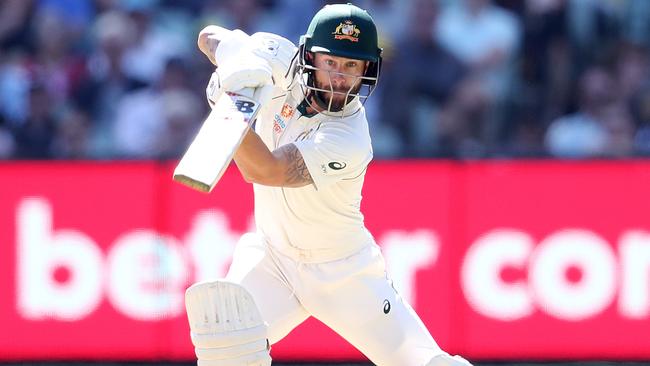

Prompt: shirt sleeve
xmin=293 ymin=122 xmax=372 ymax=190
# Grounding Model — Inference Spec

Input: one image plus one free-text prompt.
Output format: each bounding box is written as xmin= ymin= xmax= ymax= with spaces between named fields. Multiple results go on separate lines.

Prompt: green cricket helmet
xmin=296 ymin=3 xmax=383 ymax=112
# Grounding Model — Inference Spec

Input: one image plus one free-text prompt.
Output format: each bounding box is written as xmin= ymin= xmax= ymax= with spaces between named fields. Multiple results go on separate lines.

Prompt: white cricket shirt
xmin=252 ymin=85 xmax=375 ymax=262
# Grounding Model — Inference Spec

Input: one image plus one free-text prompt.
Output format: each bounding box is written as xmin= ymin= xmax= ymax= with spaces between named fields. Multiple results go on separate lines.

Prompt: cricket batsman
xmin=185 ymin=3 xmax=473 ymax=365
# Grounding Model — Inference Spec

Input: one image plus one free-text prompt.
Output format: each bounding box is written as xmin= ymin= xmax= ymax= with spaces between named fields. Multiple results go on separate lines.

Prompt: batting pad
xmin=426 ymin=354 xmax=473 ymax=366
xmin=185 ymin=280 xmax=271 ymax=366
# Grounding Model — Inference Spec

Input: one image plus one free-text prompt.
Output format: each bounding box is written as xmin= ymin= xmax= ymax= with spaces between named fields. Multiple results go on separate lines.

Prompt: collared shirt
xmin=252 ymin=83 xmax=375 ymax=262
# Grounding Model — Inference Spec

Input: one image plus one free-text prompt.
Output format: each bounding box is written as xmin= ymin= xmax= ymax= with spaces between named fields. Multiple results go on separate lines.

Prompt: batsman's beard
xmin=313 ymin=79 xmax=362 ymax=112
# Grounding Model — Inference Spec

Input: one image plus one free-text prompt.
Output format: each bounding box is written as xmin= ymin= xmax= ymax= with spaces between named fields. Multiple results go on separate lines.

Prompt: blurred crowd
xmin=1 ymin=0 xmax=649 ymax=160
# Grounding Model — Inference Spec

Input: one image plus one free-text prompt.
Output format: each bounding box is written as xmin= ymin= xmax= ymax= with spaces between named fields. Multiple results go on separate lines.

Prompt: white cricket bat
xmin=173 ymin=88 xmax=260 ymax=193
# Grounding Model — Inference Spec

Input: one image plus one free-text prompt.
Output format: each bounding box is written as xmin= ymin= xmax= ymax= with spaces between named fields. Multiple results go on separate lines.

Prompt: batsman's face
xmin=312 ymin=53 xmax=367 ymax=111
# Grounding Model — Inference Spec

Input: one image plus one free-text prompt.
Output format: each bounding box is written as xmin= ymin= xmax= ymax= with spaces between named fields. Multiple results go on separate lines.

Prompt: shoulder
xmin=317 ymin=111 xmax=372 ymax=153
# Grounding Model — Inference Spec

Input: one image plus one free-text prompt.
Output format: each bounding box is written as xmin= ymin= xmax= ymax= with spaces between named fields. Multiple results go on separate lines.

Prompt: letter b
xmin=17 ymin=198 xmax=103 ymax=320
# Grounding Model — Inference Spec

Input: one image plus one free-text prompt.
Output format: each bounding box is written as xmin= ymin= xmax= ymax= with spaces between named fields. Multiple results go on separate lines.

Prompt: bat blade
xmin=173 ymin=88 xmax=259 ymax=193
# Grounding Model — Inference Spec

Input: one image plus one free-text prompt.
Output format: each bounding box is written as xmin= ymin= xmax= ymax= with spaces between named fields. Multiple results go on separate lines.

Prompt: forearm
xmin=233 ymin=129 xmax=313 ymax=188
xmin=233 ymin=128 xmax=279 ymax=185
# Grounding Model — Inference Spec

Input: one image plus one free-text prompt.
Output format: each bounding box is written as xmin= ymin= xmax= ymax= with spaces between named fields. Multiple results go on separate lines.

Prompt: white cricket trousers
xmin=225 ymin=233 xmax=444 ymax=366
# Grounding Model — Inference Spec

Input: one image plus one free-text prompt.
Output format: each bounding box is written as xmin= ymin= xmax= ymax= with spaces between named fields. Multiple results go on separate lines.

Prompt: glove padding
xmin=249 ymin=32 xmax=298 ymax=90
xmin=205 ymin=70 xmax=273 ymax=111
xmin=205 ymin=60 xmax=273 ymax=107
xmin=213 ymin=29 xmax=250 ymax=67
xmin=203 ymin=55 xmax=272 ymax=108
xmin=197 ymin=25 xmax=232 ymax=66
xmin=217 ymin=50 xmax=273 ymax=93
xmin=205 ymin=70 xmax=220 ymax=108
xmin=200 ymin=27 xmax=297 ymax=90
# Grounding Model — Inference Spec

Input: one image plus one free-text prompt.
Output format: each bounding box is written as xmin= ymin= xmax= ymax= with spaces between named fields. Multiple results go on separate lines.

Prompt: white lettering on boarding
xmin=17 ymin=198 xmax=650 ymax=322
xmin=15 ymin=198 xmax=437 ymax=321
xmin=462 ymin=228 xmax=650 ymax=321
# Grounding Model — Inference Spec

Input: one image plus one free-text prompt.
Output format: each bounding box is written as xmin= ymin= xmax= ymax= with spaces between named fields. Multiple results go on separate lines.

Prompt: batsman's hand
xmin=198 ymin=26 xmax=297 ymax=91
xmin=205 ymin=70 xmax=220 ymax=108
xmin=217 ymin=52 xmax=273 ymax=93
xmin=197 ymin=25 xmax=232 ymax=66
xmin=205 ymin=67 xmax=274 ymax=109
xmin=198 ymin=27 xmax=254 ymax=69
xmin=250 ymin=32 xmax=298 ymax=90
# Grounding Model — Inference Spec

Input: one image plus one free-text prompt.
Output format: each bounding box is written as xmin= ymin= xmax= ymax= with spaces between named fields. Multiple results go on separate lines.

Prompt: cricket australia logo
xmin=332 ymin=20 xmax=360 ymax=42
xmin=281 ymin=103 xmax=294 ymax=119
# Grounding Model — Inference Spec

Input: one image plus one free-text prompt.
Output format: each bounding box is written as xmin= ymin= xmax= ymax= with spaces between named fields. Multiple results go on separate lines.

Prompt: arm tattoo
xmin=277 ymin=143 xmax=313 ymax=186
